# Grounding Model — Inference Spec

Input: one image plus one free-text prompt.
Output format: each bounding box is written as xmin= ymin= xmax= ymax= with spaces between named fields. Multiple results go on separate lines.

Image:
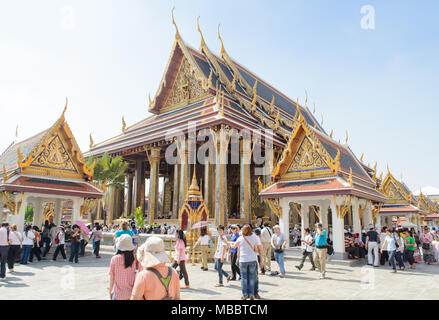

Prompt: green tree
xmin=25 ymin=206 xmax=34 ymax=224
xmin=87 ymin=152 xmax=128 ymax=222
xmin=135 ymin=206 xmax=145 ymax=228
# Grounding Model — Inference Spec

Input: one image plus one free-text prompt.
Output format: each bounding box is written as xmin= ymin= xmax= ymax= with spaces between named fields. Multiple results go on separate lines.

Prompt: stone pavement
xmin=2 ymin=248 xmax=439 ymax=300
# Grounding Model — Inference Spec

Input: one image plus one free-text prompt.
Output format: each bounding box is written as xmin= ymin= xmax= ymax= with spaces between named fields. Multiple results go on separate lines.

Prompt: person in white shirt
xmin=194 ymin=228 xmax=210 ymax=271
xmin=52 ymin=226 xmax=67 ymax=261
xmin=7 ymin=224 xmax=22 ymax=273
xmin=0 ymin=222 xmax=10 ymax=279
xmin=20 ymin=225 xmax=35 ymax=265
xmin=232 ymin=224 xmax=263 ymax=300
xmin=214 ymin=225 xmax=231 ymax=287
xmin=295 ymin=228 xmax=316 ymax=271
xmin=260 ymin=222 xmax=273 ymax=274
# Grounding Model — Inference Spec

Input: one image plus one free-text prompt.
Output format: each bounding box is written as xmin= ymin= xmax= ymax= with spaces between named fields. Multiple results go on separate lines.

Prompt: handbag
xmin=422 ymin=242 xmax=431 ymax=250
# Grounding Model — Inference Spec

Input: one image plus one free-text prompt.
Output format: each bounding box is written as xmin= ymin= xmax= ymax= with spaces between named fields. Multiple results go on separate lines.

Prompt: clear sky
xmin=0 ymin=0 xmax=438 ymax=192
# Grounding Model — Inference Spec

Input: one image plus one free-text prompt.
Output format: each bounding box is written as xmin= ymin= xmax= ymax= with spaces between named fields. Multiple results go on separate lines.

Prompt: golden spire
xmin=17 ymin=147 xmax=23 ymax=166
xmin=360 ymin=153 xmax=364 ymax=162
xmin=197 ymin=16 xmax=206 ymax=50
xmin=348 ymin=168 xmax=353 ymax=186
xmin=296 ymin=97 xmax=304 ymax=123
xmin=60 ymin=97 xmax=68 ymax=120
xmin=334 ymin=149 xmax=341 ymax=170
xmin=305 ymin=90 xmax=308 ymax=105
xmin=3 ymin=165 xmax=7 ymax=182
xmin=89 ymin=134 xmax=94 ymax=149
xmin=345 ymin=130 xmax=348 ymax=144
xmin=189 ymin=163 xmax=200 ymax=193
xmin=329 ymin=129 xmax=333 ymax=138
xmin=379 ymin=171 xmax=383 ymax=181
xmin=386 ymin=163 xmax=390 ymax=174
xmin=122 ymin=116 xmax=127 ymax=132
xmin=218 ymin=24 xmax=225 ymax=56
xmin=171 ymin=7 xmax=180 ymax=40
xmin=373 ymin=161 xmax=377 ymax=172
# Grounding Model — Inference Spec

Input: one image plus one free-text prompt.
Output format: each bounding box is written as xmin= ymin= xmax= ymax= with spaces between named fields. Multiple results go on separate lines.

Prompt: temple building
xmin=85 ymin=14 xmax=330 ymax=228
xmin=377 ymin=170 xmax=424 ymax=230
xmin=258 ymin=112 xmax=387 ymax=257
xmin=0 ymin=103 xmax=102 ymax=231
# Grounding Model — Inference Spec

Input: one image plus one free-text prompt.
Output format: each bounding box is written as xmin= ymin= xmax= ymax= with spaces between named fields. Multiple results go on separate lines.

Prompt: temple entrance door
xmin=42 ymin=202 xmax=55 ymax=226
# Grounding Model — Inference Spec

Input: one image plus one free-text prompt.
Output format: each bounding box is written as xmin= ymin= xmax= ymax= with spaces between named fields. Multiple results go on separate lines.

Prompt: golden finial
xmin=334 ymin=149 xmax=341 ymax=170
xmin=313 ymin=102 xmax=315 ymax=114
xmin=197 ymin=16 xmax=206 ymax=50
xmin=269 ymin=95 xmax=275 ymax=115
xmin=60 ymin=97 xmax=68 ymax=119
xmin=296 ymin=97 xmax=304 ymax=123
xmin=330 ymin=129 xmax=333 ymax=138
xmin=148 ymin=93 xmax=153 ymax=107
xmin=231 ymin=71 xmax=237 ymax=91
xmin=218 ymin=24 xmax=225 ymax=55
xmin=379 ymin=172 xmax=383 ymax=181
xmin=373 ymin=161 xmax=377 ymax=172
xmin=122 ymin=116 xmax=127 ymax=133
xmin=408 ymin=192 xmax=413 ymax=202
xmin=345 ymin=130 xmax=348 ymax=144
xmin=320 ymin=114 xmax=324 ymax=126
xmin=15 ymin=125 xmax=18 ymax=139
xmin=3 ymin=165 xmax=7 ymax=182
xmin=89 ymin=134 xmax=94 ymax=149
xmin=386 ymin=163 xmax=390 ymax=174
xmin=17 ymin=147 xmax=24 ymax=166
xmin=273 ymin=109 xmax=280 ymax=131
xmin=348 ymin=168 xmax=353 ymax=186
xmin=171 ymin=7 xmax=180 ymax=40
xmin=189 ymin=163 xmax=200 ymax=193
xmin=400 ymin=172 xmax=403 ymax=181
xmin=360 ymin=153 xmax=364 ymax=162
xmin=305 ymin=90 xmax=308 ymax=105
xmin=257 ymin=177 xmax=264 ymax=192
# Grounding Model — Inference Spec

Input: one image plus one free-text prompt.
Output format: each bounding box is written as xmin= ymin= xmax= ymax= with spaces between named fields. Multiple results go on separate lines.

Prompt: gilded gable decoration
xmin=286 ymin=136 xmax=329 ymax=174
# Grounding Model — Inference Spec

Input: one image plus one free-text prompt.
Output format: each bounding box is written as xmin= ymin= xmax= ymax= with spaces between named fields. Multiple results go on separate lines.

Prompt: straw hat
xmin=137 ymin=236 xmax=170 ymax=269
xmin=115 ymin=234 xmax=135 ymax=251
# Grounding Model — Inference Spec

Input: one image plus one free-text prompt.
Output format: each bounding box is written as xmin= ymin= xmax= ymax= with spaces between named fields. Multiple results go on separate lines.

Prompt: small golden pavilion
xmin=0 ymin=102 xmax=102 ymax=231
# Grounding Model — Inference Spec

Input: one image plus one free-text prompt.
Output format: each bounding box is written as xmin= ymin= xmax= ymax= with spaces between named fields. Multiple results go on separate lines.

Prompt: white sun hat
xmin=115 ymin=234 xmax=135 ymax=251
xmin=137 ymin=236 xmax=170 ymax=269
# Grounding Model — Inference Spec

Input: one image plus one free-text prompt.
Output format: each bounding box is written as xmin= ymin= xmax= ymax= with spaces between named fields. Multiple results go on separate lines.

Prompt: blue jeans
xmin=388 ymin=250 xmax=396 ymax=270
xmin=274 ymin=251 xmax=285 ymax=274
xmin=214 ymin=258 xmax=229 ymax=284
xmin=20 ymin=245 xmax=32 ymax=264
xmin=395 ymin=251 xmax=404 ymax=268
xmin=239 ymin=261 xmax=257 ymax=297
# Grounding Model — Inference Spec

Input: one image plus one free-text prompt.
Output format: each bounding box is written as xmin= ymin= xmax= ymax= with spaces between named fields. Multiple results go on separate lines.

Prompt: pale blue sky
xmin=0 ymin=0 xmax=438 ymax=191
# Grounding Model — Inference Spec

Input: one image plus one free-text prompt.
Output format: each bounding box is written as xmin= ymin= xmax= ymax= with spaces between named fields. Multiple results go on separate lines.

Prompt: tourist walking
xmin=313 ymin=223 xmax=328 ymax=279
xmin=7 ymin=224 xmax=22 ymax=273
xmin=432 ymin=235 xmax=439 ymax=264
xmin=260 ymin=222 xmax=272 ymax=274
xmin=0 ymin=223 xmax=10 ymax=279
xmin=171 ymin=229 xmax=190 ymax=289
xmin=41 ymin=221 xmax=51 ymax=258
xmin=194 ymin=228 xmax=210 ymax=271
xmin=393 ymin=229 xmax=405 ymax=270
xmin=20 ymin=225 xmax=35 ymax=265
xmin=366 ymin=225 xmax=380 ymax=266
xmin=233 ymin=224 xmax=263 ymax=300
xmin=404 ymin=230 xmax=416 ymax=269
xmin=52 ymin=226 xmax=67 ymax=261
xmin=214 ymin=225 xmax=231 ymax=287
xmin=379 ymin=227 xmax=389 ymax=265
xmin=296 ymin=228 xmax=316 ymax=271
xmin=381 ymin=228 xmax=398 ymax=273
xmin=131 ymin=236 xmax=180 ymax=300
xmin=79 ymin=228 xmax=88 ymax=257
xmin=271 ymin=225 xmax=287 ymax=277
xmin=69 ymin=225 xmax=81 ymax=263
xmin=420 ymin=226 xmax=434 ymax=264
xmin=109 ymin=234 xmax=141 ymax=300
xmin=93 ymin=225 xmax=103 ymax=258
xmin=229 ymin=225 xmax=240 ymax=280
xmin=29 ymin=226 xmax=42 ymax=262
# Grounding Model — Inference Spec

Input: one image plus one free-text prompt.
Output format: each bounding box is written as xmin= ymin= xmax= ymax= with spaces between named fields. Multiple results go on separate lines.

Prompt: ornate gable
xmin=19 ymin=108 xmax=94 ymax=180
xmin=286 ymin=136 xmax=330 ymax=174
xmin=162 ymin=56 xmax=209 ymax=113
xmin=387 ymin=181 xmax=405 ymax=200
xmin=381 ymin=172 xmax=410 ymax=204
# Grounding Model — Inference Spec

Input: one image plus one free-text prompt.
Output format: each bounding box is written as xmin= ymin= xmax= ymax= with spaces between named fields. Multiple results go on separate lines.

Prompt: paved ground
xmin=2 ymin=248 xmax=439 ymax=300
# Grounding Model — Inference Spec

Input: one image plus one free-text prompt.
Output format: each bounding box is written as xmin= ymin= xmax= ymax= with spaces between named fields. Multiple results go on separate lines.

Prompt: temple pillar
xmin=54 ymin=199 xmax=62 ymax=226
xmin=134 ymin=159 xmax=145 ymax=210
xmin=352 ymin=198 xmax=362 ymax=235
xmin=172 ymin=164 xmax=180 ymax=218
xmin=204 ymin=160 xmax=209 ymax=211
xmin=178 ymin=140 xmax=190 ymax=212
xmin=320 ymin=201 xmax=329 ymax=231
xmin=148 ymin=147 xmax=161 ymax=225
xmin=364 ymin=205 xmax=373 ymax=229
xmin=331 ymin=198 xmax=346 ymax=257
xmin=72 ymin=197 xmax=84 ymax=225
xmin=9 ymin=193 xmax=28 ymax=232
xmin=215 ymin=128 xmax=228 ymax=227
xmin=32 ymin=199 xmax=43 ymax=228
xmin=299 ymin=202 xmax=309 ymax=240
xmin=126 ymin=173 xmax=134 ymax=216
xmin=279 ymin=198 xmax=290 ymax=244
xmin=240 ymin=138 xmax=251 ymax=222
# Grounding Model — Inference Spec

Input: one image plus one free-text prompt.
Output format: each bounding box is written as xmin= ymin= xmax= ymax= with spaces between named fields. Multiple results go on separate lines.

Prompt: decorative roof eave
xmin=16 ymin=100 xmax=95 ymax=180
xmin=270 ymin=104 xmax=340 ymax=181
xmin=148 ymin=10 xmax=211 ymax=114
xmin=380 ymin=171 xmax=413 ymax=204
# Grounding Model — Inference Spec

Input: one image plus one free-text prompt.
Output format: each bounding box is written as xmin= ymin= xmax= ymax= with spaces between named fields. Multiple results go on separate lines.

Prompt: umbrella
xmin=191 ymin=221 xmax=209 ymax=229
xmin=75 ymin=220 xmax=90 ymax=235
xmin=401 ymin=222 xmax=416 ymax=228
